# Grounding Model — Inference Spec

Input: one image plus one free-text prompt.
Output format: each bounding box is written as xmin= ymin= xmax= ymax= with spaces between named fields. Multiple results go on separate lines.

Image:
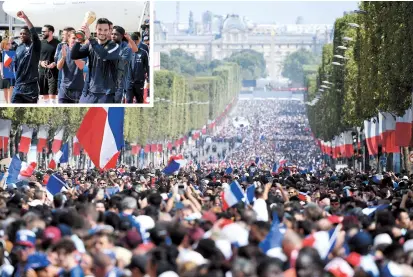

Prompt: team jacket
xmin=71 ymin=38 xmax=120 ymax=95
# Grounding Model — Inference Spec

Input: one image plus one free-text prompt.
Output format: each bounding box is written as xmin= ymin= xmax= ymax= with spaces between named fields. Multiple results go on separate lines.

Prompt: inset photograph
xmin=0 ymin=0 xmax=150 ymax=105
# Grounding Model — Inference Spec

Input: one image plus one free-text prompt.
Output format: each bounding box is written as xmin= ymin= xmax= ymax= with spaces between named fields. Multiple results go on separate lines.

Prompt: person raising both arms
xmin=11 ymin=11 xmax=41 ymax=104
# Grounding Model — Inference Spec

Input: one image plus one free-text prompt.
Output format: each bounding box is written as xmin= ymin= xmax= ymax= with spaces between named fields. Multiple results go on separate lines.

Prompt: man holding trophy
xmin=71 ymin=12 xmax=120 ymax=104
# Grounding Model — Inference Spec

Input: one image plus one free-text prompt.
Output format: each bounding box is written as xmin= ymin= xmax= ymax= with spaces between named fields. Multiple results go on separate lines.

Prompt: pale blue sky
xmin=155 ymin=1 xmax=359 ymax=24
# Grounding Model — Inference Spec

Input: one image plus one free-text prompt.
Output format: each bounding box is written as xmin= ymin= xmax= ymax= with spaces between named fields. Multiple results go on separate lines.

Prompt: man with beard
xmin=71 ymin=18 xmax=120 ymax=103
xmin=56 ymin=31 xmax=86 ymax=103
xmin=11 ymin=11 xmax=42 ymax=104
xmin=39 ymin=24 xmax=60 ymax=104
xmin=111 ymin=26 xmax=134 ymax=103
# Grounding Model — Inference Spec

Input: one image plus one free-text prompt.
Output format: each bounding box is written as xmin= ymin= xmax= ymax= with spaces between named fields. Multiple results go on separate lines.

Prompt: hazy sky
xmin=155 ymin=1 xmax=359 ymax=25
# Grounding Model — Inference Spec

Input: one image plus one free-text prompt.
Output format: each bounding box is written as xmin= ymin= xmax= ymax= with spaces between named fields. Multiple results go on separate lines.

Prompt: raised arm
xmin=89 ymin=39 xmax=120 ymax=60
xmin=71 ymin=42 xmax=90 ymax=60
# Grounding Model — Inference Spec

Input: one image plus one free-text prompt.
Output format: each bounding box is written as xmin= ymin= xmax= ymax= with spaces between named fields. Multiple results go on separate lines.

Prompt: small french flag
xmin=302 ymin=225 xmax=341 ymax=260
xmin=4 ymin=53 xmax=12 ymax=67
xmin=298 ymin=192 xmax=307 ymax=201
xmin=222 ymin=181 xmax=244 ymax=210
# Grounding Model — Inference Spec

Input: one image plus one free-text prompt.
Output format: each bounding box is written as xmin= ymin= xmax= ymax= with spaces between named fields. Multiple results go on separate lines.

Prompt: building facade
xmin=155 ymin=14 xmax=333 ymax=79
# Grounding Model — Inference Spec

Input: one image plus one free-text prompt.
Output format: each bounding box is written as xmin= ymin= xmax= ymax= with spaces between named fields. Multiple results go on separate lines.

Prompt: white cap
xmin=266 ymin=247 xmax=287 ymax=262
xmin=402 ymin=176 xmax=409 ymax=180
xmin=159 ymin=272 xmax=180 ymax=277
xmin=134 ymin=215 xmax=155 ymax=231
xmin=177 ymin=250 xmax=207 ymax=265
xmin=404 ymin=239 xmax=413 ymax=253
xmin=374 ymin=233 xmax=392 ymax=247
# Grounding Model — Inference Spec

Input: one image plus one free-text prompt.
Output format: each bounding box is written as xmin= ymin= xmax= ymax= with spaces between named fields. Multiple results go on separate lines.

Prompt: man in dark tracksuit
xmin=111 ymin=26 xmax=132 ymax=103
xmin=11 ymin=11 xmax=41 ymax=104
xmin=126 ymin=35 xmax=149 ymax=104
xmin=57 ymin=31 xmax=85 ymax=103
xmin=71 ymin=18 xmax=120 ymax=104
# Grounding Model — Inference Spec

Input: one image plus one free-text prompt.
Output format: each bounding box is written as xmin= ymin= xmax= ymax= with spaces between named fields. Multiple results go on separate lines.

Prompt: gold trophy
xmin=75 ymin=11 xmax=97 ymax=40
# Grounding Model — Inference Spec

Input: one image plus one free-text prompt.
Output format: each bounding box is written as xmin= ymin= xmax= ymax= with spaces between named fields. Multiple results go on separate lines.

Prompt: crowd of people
xmin=0 ymin=98 xmax=412 ymax=277
xmin=0 ymin=11 xmax=149 ymax=104
xmin=217 ymin=99 xmax=320 ymax=170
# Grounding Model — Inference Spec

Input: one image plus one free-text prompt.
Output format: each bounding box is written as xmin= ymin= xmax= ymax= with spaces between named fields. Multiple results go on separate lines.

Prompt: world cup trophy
xmin=75 ymin=11 xmax=97 ymax=40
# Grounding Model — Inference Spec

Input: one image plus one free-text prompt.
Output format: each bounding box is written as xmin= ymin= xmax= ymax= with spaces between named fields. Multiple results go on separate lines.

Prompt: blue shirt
xmin=14 ymin=28 xmax=41 ymax=86
xmin=58 ymin=265 xmax=84 ymax=277
xmin=71 ymin=38 xmax=120 ymax=95
xmin=59 ymin=47 xmax=85 ymax=91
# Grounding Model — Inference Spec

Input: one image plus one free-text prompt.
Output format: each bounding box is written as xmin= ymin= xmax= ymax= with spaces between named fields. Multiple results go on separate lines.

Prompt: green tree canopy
xmin=282 ymin=48 xmax=319 ymax=86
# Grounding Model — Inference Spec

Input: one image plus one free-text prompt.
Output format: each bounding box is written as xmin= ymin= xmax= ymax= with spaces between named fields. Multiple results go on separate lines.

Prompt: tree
xmin=282 ymin=48 xmax=319 ymax=86
xmin=225 ymin=50 xmax=267 ymax=80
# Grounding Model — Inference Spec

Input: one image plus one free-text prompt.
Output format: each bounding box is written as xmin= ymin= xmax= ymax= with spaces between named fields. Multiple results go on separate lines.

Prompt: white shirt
xmin=253 ymin=198 xmax=268 ymax=222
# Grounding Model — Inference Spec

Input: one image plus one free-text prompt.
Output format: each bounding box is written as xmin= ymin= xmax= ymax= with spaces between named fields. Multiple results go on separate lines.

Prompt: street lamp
xmin=319 ymin=89 xmax=324 ymax=92
xmin=348 ymin=23 xmax=360 ymax=28
xmin=337 ymin=46 xmax=348 ymax=50
xmin=343 ymin=37 xmax=353 ymax=42
xmin=332 ymin=62 xmax=343 ymax=66
xmin=320 ymin=85 xmax=330 ymax=89
xmin=322 ymin=81 xmax=333 ymax=85
xmin=334 ymin=55 xmax=349 ymax=60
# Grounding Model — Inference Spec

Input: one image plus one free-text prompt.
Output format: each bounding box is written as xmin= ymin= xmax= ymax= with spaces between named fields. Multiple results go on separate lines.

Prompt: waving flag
xmin=19 ymin=125 xmax=33 ymax=154
xmin=222 ymin=181 xmax=244 ymax=210
xmin=2 ymin=51 xmax=15 ymax=79
xmin=259 ymin=212 xmax=282 ymax=254
xmin=362 ymin=204 xmax=389 ymax=217
xmin=225 ymin=166 xmax=233 ymax=175
xmin=3 ymin=52 xmax=12 ymax=67
xmin=77 ymin=108 xmax=125 ymax=170
xmin=52 ymin=128 xmax=64 ymax=153
xmin=272 ymin=157 xmax=287 ymax=174
xmin=46 ymin=174 xmax=67 ymax=196
xmin=0 ymin=119 xmax=11 ymax=154
xmin=163 ymin=157 xmax=187 ymax=175
xmin=245 ymin=184 xmax=256 ymax=205
xmin=37 ymin=125 xmax=49 ymax=153
xmin=18 ymin=162 xmax=36 ymax=181
xmin=303 ymin=225 xmax=341 ymax=260
xmin=6 ymin=155 xmax=22 ymax=185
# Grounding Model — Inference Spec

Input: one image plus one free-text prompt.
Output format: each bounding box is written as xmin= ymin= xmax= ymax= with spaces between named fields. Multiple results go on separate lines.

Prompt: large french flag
xmin=0 ymin=119 xmax=11 ymax=154
xmin=37 ymin=125 xmax=49 ymax=153
xmin=379 ymin=112 xmax=398 ymax=153
xmin=19 ymin=125 xmax=33 ymax=154
xmin=52 ymin=128 xmax=64 ymax=153
xmin=73 ymin=136 xmax=81 ymax=156
xmin=77 ymin=108 xmax=124 ymax=170
xmin=395 ymin=108 xmax=412 ymax=147
xmin=222 ymin=181 xmax=244 ymax=210
xmin=364 ymin=118 xmax=380 ymax=156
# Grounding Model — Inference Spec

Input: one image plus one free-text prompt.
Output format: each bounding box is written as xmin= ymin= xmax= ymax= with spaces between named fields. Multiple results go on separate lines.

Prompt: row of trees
xmin=0 ymin=62 xmax=241 ymax=157
xmin=161 ymin=49 xmax=267 ymax=80
xmin=307 ymin=2 xmax=413 ymax=141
